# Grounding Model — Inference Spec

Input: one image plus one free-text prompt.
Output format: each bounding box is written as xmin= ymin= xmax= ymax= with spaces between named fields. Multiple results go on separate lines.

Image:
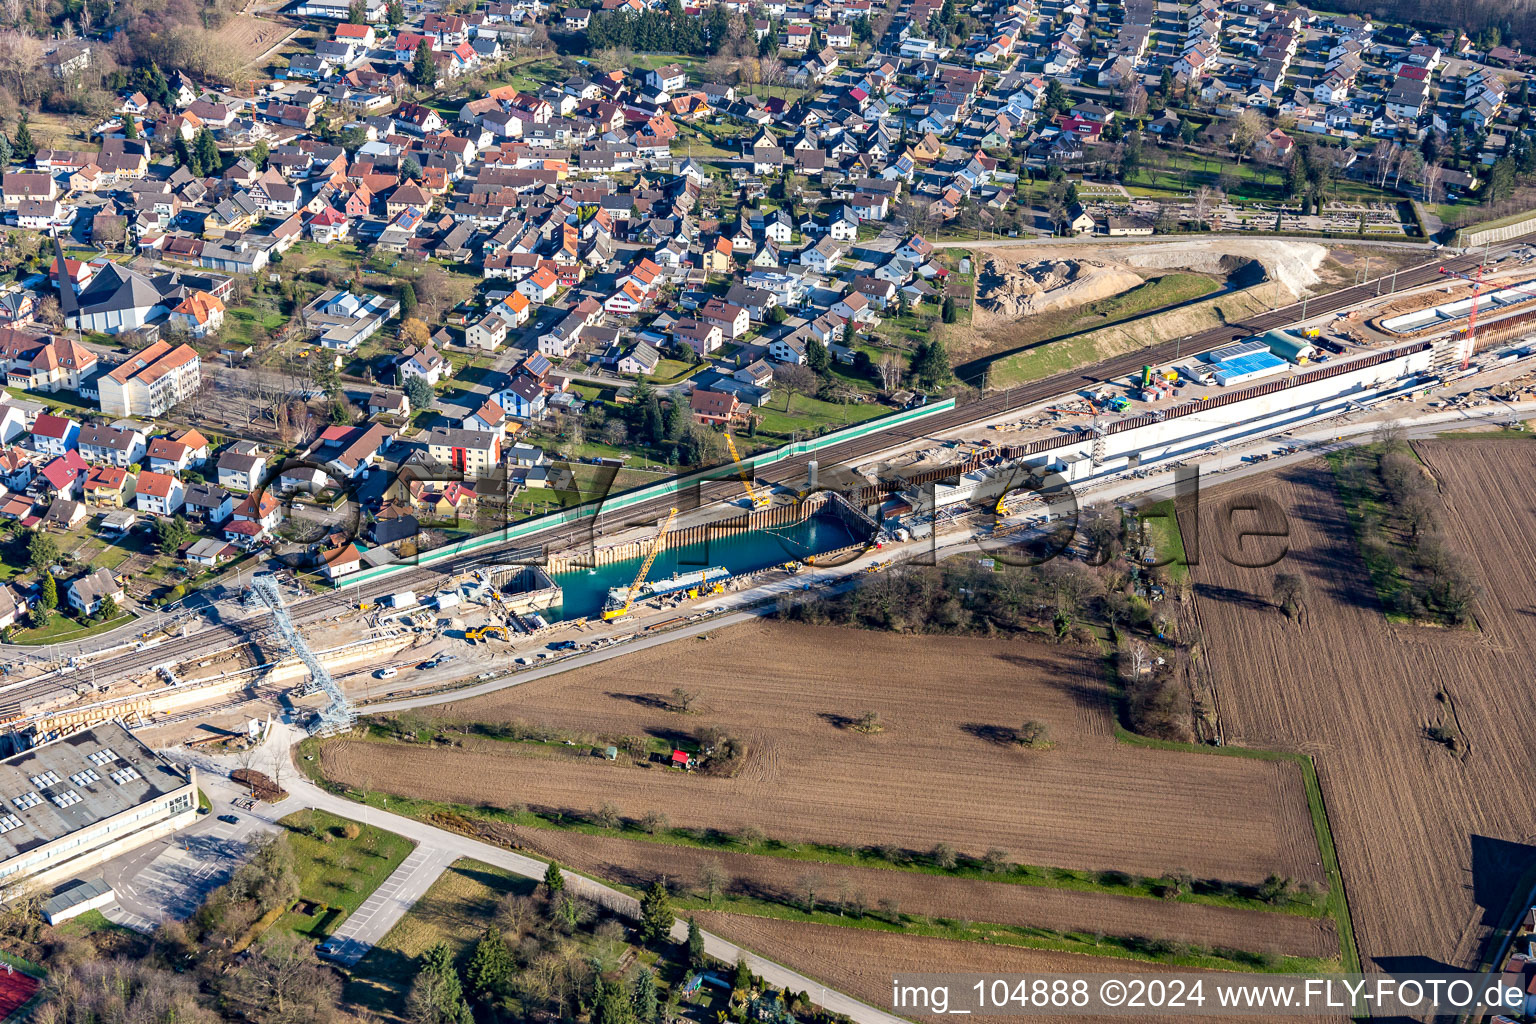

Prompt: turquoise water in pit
xmin=551 ymin=511 xmax=868 ymax=620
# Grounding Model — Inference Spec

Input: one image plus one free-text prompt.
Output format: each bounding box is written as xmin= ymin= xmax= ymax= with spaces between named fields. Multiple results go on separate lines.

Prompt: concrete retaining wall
xmin=339 ymin=398 xmax=958 ymax=590
xmin=1457 ymin=216 xmax=1536 ymax=249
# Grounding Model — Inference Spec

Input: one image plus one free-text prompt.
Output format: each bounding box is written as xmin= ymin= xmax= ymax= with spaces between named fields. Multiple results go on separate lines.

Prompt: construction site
xmin=1 ymin=239 xmax=1535 ymax=760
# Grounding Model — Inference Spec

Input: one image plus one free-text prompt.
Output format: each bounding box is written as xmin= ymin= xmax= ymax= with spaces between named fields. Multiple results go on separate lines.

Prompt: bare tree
xmin=1192 ymin=185 xmax=1215 ymax=228
xmin=670 ymin=686 xmax=697 ymax=712
xmin=795 ymin=871 xmax=824 ymax=912
xmin=1121 ymin=82 xmax=1148 ymax=118
xmin=1422 ymin=161 xmax=1444 ymax=203
xmin=876 ymin=351 xmax=904 ymax=391
xmin=1228 ymin=109 xmax=1262 ymax=166
xmin=699 ymin=862 xmax=728 ymax=905
xmin=1272 ymin=573 xmax=1307 ymax=620
xmin=777 ymin=362 xmax=816 ymax=412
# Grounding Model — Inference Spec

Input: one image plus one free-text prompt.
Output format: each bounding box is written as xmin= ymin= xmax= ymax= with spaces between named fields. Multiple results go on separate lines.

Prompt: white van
xmin=375 ymin=667 xmax=398 ymax=679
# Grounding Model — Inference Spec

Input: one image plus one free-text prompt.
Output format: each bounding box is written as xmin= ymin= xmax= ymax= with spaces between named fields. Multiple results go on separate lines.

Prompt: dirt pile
xmin=976 ymin=257 xmax=1143 ymax=322
xmin=1123 ymin=239 xmax=1326 ymax=296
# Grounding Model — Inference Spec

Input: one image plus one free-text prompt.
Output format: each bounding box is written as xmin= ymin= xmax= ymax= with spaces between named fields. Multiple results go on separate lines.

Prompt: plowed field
xmin=691 ymin=913 xmax=1339 ymax=1024
xmin=1189 ymin=445 xmax=1536 ymax=971
xmin=322 ymin=624 xmax=1321 ymax=886
xmin=516 ymin=828 xmax=1337 ymax=957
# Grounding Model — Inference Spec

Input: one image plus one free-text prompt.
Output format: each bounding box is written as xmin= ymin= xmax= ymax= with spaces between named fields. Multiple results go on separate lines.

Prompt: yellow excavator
xmin=602 ymin=507 xmax=678 ymax=621
xmin=725 ymin=432 xmax=770 ymax=510
xmin=465 ymin=625 xmax=510 ymax=643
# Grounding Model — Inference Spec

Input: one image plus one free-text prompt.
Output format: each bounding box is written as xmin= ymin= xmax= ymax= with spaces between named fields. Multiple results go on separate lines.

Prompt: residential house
xmin=66 ymin=567 xmax=125 ymax=617
xmin=134 ymin=470 xmax=185 ymax=515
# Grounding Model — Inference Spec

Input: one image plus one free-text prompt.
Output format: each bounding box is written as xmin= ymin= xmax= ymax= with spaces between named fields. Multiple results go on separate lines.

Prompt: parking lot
xmin=98 ymin=775 xmax=280 ymax=932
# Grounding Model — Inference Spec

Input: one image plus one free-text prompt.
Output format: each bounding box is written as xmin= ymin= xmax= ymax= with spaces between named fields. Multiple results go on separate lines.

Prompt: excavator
xmin=465 ymin=625 xmax=510 ymax=643
xmin=602 ymin=507 xmax=678 ymax=621
xmin=725 ymin=432 xmax=771 ymax=510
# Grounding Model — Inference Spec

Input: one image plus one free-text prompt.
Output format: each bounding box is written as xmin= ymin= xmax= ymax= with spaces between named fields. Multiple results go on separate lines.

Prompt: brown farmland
xmin=690 ymin=914 xmax=1338 ymax=1024
xmin=516 ymin=828 xmax=1337 ymax=957
xmin=1188 ymin=444 xmax=1536 ymax=972
xmin=322 ymin=623 xmax=1322 ymax=886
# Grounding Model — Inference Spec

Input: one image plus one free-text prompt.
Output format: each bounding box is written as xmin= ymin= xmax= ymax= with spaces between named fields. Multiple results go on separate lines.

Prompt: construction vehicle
xmin=686 ymin=579 xmax=727 ymax=599
xmin=1438 ymin=266 xmax=1536 ymax=370
xmin=602 ymin=507 xmax=678 ymax=621
xmin=1107 ymin=395 xmax=1132 ymax=412
xmin=724 ymin=433 xmax=770 ymax=509
xmin=466 ymin=625 xmax=510 ymax=643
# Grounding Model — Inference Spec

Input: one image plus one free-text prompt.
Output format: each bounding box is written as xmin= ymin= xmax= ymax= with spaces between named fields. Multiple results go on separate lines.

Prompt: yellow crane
xmin=724 ymin=432 xmax=770 ymax=509
xmin=602 ymin=507 xmax=678 ymax=621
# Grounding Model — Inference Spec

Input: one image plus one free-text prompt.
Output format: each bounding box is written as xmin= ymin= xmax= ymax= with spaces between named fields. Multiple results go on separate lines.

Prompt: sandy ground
xmin=321 ymin=622 xmax=1323 ymax=887
xmin=1118 ymin=239 xmax=1326 ymax=296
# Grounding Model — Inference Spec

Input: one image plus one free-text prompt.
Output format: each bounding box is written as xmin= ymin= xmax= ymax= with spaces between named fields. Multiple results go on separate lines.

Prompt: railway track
xmin=8 ymin=238 xmax=1523 ymax=715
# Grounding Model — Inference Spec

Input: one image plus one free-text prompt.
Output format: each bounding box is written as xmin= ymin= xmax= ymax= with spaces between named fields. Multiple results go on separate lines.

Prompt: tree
xmin=411 ymin=39 xmax=438 ymax=88
xmin=685 ymin=917 xmax=705 ymax=966
xmin=402 ymin=156 xmax=423 ymax=182
xmin=194 ymin=129 xmax=220 ymax=177
xmin=1229 ymin=109 xmax=1262 ymax=166
xmin=1272 ymin=572 xmax=1307 ymax=621
xmin=402 ymin=374 xmax=435 ymax=411
xmin=1017 ymin=719 xmax=1051 ymax=748
xmin=876 ymin=351 xmax=904 ymax=391
xmin=399 ymin=282 xmax=418 ymax=316
xmin=387 ymin=0 xmax=405 ymax=25
xmin=940 ymin=296 xmax=957 ymax=323
xmin=464 ymin=927 xmax=513 ymax=1004
xmin=219 ymin=930 xmax=340 ymax=1024
xmin=399 ymin=317 xmax=432 ymax=348
xmin=348 ymin=0 xmax=366 ymax=22
xmin=250 ymin=138 xmax=270 ymax=169
xmin=594 ymin=984 xmax=634 ymax=1024
xmin=12 ymin=115 xmax=33 ymax=162
xmin=1159 ymin=66 xmax=1173 ymax=100
xmin=26 ymin=530 xmax=57 ymax=571
xmin=732 ymin=956 xmax=752 ymax=992
xmin=39 ymin=571 xmax=56 ymax=612
xmin=776 ymin=363 xmax=816 ymax=412
xmin=630 ymin=967 xmax=660 ymax=1024
xmin=155 ymin=515 xmax=191 ymax=553
xmin=910 ymin=337 xmax=950 ymax=389
xmin=122 ymin=115 xmax=139 ymax=140
xmin=408 ymin=943 xmax=472 ymax=1024
xmin=805 ymin=335 xmax=830 ymax=375
xmin=1043 ymin=79 xmax=1069 ymax=117
xmin=639 ymin=880 xmax=672 ymax=943
xmin=542 ymin=860 xmax=565 ymax=894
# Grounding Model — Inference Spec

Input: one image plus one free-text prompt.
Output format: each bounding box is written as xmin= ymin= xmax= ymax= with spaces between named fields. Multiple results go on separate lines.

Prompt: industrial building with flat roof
xmin=0 ymin=722 xmax=197 ymax=895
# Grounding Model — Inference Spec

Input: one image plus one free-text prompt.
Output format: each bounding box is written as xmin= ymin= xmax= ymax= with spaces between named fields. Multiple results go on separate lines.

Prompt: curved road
xmin=180 ymin=727 xmax=909 ymax=1024
xmin=5 ymin=236 xmax=1525 ymax=715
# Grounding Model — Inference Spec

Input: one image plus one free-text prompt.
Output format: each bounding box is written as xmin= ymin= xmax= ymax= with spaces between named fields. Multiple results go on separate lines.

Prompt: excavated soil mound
xmin=976 ymin=257 xmax=1144 ymax=324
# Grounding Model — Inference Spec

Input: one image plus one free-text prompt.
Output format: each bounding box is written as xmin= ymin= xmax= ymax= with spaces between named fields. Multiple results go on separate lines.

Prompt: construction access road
xmin=2 ymin=234 xmax=1526 ymax=715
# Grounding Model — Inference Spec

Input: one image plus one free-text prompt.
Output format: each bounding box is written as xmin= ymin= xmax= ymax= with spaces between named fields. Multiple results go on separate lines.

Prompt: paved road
xmin=319 ymin=842 xmax=459 ymax=965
